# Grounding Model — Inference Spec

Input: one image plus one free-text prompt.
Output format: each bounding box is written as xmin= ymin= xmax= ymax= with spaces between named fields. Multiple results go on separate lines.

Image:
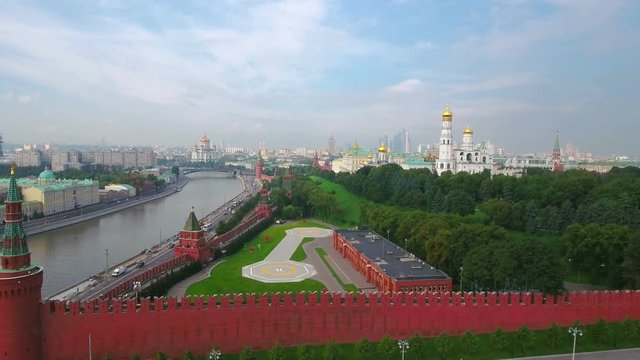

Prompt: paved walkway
xmin=167 ymin=259 xmax=226 ymax=299
xmin=302 ymin=235 xmax=377 ymax=292
xmin=507 ymin=348 xmax=640 ymax=360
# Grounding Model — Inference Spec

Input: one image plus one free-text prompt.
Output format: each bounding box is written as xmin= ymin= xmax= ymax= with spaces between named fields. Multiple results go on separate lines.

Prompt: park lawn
xmin=186 ymin=221 xmax=328 ymax=296
xmin=221 ymin=320 xmax=640 ymax=360
xmin=310 ymin=176 xmax=364 ymax=227
xmin=289 ymin=237 xmax=316 ymax=262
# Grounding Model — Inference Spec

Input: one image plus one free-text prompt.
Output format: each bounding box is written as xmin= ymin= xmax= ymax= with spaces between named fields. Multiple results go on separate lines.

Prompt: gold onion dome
xmin=464 ymin=126 xmax=473 ymax=135
xmin=200 ymin=134 xmax=210 ymax=142
xmin=378 ymin=142 xmax=387 ymax=153
xmin=442 ymin=105 xmax=453 ymax=118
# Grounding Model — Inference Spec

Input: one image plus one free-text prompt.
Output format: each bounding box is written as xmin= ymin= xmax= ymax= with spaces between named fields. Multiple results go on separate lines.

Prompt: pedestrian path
xmin=241 ymin=228 xmax=331 ymax=283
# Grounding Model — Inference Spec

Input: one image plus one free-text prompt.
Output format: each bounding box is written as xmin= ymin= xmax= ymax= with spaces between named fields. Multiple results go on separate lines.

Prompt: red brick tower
xmin=552 ymin=131 xmax=564 ymax=172
xmin=283 ymin=167 xmax=293 ymax=198
xmin=255 ymin=157 xmax=263 ymax=180
xmin=0 ymin=165 xmax=44 ymax=360
xmin=256 ymin=185 xmax=272 ymax=218
xmin=174 ymin=207 xmax=210 ymax=262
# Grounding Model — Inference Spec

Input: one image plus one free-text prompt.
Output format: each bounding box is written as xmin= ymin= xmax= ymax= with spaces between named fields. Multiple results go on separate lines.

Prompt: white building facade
xmin=191 ymin=134 xmax=216 ymax=162
xmin=435 ymin=106 xmax=494 ymax=175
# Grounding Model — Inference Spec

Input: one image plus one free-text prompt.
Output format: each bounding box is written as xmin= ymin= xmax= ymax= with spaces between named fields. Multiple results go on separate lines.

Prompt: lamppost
xmin=398 ymin=339 xmax=409 ymax=360
xmin=459 ymin=266 xmax=464 ymax=293
xmin=209 ymin=348 xmax=222 ymax=360
xmin=133 ymin=281 xmax=141 ymax=299
xmin=569 ymin=326 xmax=582 ymax=360
xmin=104 ymin=249 xmax=110 ymax=274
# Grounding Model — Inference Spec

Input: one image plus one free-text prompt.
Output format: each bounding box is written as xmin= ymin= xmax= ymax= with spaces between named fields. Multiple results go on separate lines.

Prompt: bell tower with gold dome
xmin=462 ymin=126 xmax=474 ymax=151
xmin=377 ymin=142 xmax=388 ymax=164
xmin=436 ymin=105 xmax=455 ymax=174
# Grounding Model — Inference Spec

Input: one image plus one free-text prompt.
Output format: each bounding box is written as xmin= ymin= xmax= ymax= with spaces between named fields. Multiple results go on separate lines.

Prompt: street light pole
xmin=133 ymin=281 xmax=141 ymax=300
xmin=569 ymin=326 xmax=582 ymax=360
xmin=398 ymin=339 xmax=409 ymax=360
xmin=104 ymin=249 xmax=110 ymax=274
xmin=209 ymin=348 xmax=222 ymax=360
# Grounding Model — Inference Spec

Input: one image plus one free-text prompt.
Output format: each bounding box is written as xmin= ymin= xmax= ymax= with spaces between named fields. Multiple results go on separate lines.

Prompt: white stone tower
xmin=377 ymin=142 xmax=388 ymax=163
xmin=462 ymin=126 xmax=474 ymax=151
xmin=436 ymin=105 xmax=455 ymax=174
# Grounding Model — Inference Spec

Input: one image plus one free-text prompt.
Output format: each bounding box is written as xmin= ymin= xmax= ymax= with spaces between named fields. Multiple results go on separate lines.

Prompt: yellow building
xmin=7 ymin=169 xmax=100 ymax=215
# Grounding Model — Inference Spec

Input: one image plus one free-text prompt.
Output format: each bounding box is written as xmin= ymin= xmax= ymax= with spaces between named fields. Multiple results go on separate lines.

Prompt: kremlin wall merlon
xmin=27 ymin=290 xmax=640 ymax=359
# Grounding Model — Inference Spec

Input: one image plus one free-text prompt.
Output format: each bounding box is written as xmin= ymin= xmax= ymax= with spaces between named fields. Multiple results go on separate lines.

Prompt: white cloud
xmin=415 ymin=41 xmax=436 ymax=50
xmin=387 ymin=79 xmax=423 ymax=93
xmin=18 ymin=95 xmax=32 ymax=103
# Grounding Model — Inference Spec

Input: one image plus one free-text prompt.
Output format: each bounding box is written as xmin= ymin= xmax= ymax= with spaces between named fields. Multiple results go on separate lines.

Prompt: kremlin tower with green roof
xmin=173 ymin=207 xmax=210 ymax=262
xmin=0 ymin=165 xmax=44 ymax=359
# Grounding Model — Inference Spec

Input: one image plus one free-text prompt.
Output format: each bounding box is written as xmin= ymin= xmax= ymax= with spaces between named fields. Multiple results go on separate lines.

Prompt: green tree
xmin=620 ymin=317 xmax=639 ymax=343
xmin=153 ymin=352 xmax=168 ymax=360
xmin=171 ymin=165 xmax=180 ymax=179
xmin=268 ymin=343 xmax=286 ymax=360
xmin=461 ymin=331 xmax=479 ymax=355
xmin=378 ymin=335 xmax=396 ymax=360
xmin=131 ymin=356 xmax=142 ymax=360
xmin=238 ymin=347 xmax=257 ymax=360
xmin=354 ymin=338 xmax=372 ymax=360
xmin=516 ymin=325 xmax=535 ymax=354
xmin=491 ymin=328 xmax=508 ymax=356
xmin=297 ymin=344 xmax=314 ymax=360
xmin=323 ymin=340 xmax=340 ymax=360
xmin=592 ymin=318 xmax=612 ymax=345
xmin=547 ymin=323 xmax=562 ymax=351
xmin=182 ymin=351 xmax=197 ymax=360
xmin=434 ymin=332 xmax=452 ymax=360
xmin=407 ymin=333 xmax=423 ymax=360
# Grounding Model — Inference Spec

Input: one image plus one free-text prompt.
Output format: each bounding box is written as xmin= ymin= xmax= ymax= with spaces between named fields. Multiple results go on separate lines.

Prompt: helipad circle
xmin=288 ymin=227 xmax=333 ymax=237
xmin=261 ymin=264 xmax=298 ymax=276
xmin=242 ymin=260 xmax=317 ymax=283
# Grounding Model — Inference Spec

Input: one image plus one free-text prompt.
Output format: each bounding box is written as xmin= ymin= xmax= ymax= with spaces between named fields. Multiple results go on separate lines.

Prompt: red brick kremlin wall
xmin=40 ymin=290 xmax=640 ymax=360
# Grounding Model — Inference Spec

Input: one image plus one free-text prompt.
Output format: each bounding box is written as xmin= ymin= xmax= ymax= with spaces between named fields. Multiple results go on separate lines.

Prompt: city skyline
xmin=1 ymin=1 xmax=639 ymax=156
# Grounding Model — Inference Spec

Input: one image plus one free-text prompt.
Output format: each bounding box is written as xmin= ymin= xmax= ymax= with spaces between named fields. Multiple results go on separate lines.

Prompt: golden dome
xmin=464 ymin=126 xmax=473 ymax=135
xmin=442 ymin=105 xmax=453 ymax=118
xmin=200 ymin=134 xmax=210 ymax=142
xmin=378 ymin=142 xmax=387 ymax=153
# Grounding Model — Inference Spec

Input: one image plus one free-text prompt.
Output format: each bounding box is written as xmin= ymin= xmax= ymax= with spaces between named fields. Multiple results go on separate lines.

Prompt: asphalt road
xmin=508 ymin=348 xmax=640 ymax=360
xmin=66 ymin=176 xmax=258 ymax=302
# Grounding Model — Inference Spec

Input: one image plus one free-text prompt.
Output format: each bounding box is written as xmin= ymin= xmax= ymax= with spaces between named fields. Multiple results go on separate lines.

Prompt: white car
xmin=111 ymin=266 xmax=127 ymax=277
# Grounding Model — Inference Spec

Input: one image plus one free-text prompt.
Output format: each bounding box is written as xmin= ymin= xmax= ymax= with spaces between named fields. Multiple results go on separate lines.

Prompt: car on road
xmin=112 ymin=266 xmax=127 ymax=277
xmin=135 ymin=261 xmax=145 ymax=268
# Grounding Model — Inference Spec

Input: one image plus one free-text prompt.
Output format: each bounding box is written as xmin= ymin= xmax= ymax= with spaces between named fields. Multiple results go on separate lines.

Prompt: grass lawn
xmin=220 ymin=320 xmax=640 ymax=359
xmin=310 ymin=176 xmax=365 ymax=227
xmin=185 ymin=221 xmax=328 ymax=296
xmin=289 ymin=237 xmax=316 ymax=262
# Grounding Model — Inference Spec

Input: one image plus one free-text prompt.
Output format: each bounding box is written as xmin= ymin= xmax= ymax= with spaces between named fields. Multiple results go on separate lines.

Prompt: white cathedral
xmin=191 ymin=134 xmax=217 ymax=162
xmin=436 ymin=105 xmax=493 ymax=175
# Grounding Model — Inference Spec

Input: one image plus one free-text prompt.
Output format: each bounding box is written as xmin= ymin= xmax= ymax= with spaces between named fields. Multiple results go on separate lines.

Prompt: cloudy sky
xmin=1 ymin=0 xmax=638 ymax=156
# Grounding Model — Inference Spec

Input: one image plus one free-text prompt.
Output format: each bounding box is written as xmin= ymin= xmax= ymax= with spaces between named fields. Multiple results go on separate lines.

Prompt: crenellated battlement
xmin=43 ymin=290 xmax=640 ymax=316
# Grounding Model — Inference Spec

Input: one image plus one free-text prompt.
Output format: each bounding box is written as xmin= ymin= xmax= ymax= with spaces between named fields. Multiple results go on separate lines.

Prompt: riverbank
xmin=2 ymin=177 xmax=189 ymax=236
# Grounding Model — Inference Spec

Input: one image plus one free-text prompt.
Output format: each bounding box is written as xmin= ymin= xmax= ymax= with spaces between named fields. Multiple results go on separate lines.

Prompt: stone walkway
xmin=241 ymin=228 xmax=331 ymax=283
xmin=167 ymin=259 xmax=226 ymax=299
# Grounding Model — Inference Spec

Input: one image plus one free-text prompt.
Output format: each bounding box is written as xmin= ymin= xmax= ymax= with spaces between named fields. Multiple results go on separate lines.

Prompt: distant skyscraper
xmin=0 ymin=133 xmax=3 ymax=157
xmin=403 ymin=129 xmax=411 ymax=154
xmin=327 ymin=135 xmax=336 ymax=155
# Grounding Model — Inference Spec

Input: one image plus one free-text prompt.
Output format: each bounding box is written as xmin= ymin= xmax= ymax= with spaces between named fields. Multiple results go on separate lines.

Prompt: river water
xmin=28 ymin=172 xmax=242 ymax=297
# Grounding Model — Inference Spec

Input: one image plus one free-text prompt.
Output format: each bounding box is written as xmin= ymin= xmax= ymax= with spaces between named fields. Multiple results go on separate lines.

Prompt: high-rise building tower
xmin=0 ymin=133 xmax=4 ymax=157
xmin=0 ymin=165 xmax=44 ymax=359
xmin=403 ymin=129 xmax=411 ymax=154
xmin=552 ymin=131 xmax=564 ymax=172
xmin=327 ymin=135 xmax=336 ymax=155
xmin=436 ymin=105 xmax=455 ymax=174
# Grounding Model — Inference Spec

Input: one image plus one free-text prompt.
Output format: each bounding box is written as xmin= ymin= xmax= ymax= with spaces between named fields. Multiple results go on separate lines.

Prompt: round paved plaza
xmin=242 ymin=260 xmax=317 ymax=283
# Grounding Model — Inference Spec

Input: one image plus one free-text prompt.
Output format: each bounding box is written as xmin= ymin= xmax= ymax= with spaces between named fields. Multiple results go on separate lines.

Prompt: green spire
xmin=183 ymin=207 xmax=202 ymax=232
xmin=554 ymin=131 xmax=561 ymax=152
xmin=2 ymin=165 xmax=30 ymax=261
